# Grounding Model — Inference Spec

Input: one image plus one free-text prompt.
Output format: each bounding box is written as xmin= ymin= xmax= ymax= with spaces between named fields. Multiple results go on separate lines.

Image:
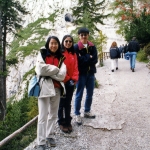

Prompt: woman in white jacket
xmin=35 ymin=36 xmax=66 ymax=150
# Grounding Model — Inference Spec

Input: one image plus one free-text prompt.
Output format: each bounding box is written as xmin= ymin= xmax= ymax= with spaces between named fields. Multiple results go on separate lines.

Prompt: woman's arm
xmin=50 ymin=62 xmax=66 ymax=81
xmin=35 ymin=52 xmax=59 ymax=76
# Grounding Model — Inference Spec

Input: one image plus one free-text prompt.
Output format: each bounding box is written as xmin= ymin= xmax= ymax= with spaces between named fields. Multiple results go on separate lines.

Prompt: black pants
xmin=58 ymin=84 xmax=74 ymax=126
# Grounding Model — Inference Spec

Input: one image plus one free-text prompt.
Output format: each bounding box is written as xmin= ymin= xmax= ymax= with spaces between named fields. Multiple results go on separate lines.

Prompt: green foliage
xmin=137 ymin=49 xmax=148 ymax=63
xmin=110 ymin=1 xmax=150 ymax=44
xmin=126 ymin=9 xmax=150 ymax=43
xmin=0 ymin=94 xmax=38 ymax=149
xmin=0 ymin=0 xmax=28 ymax=32
xmin=0 ymin=71 xmax=8 ymax=77
xmin=143 ymin=42 xmax=150 ymax=56
xmin=27 ymin=97 xmax=38 ymax=120
xmin=95 ymin=31 xmax=107 ymax=53
xmin=23 ymin=68 xmax=35 ymax=81
xmin=6 ymin=57 xmax=18 ymax=66
xmin=95 ymin=78 xmax=100 ymax=88
xmin=7 ymin=13 xmax=57 ymax=59
xmin=0 ymin=0 xmax=29 ymax=121
xmin=0 ymin=0 xmax=29 ymax=59
xmin=71 ymin=0 xmax=110 ymax=34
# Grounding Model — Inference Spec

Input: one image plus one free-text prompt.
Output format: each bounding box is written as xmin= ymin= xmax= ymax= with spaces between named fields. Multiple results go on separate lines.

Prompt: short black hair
xmin=132 ymin=36 xmax=136 ymax=40
xmin=78 ymin=27 xmax=89 ymax=35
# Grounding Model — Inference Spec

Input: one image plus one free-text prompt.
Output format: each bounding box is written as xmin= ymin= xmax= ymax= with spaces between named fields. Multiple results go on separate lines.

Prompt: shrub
xmin=95 ymin=78 xmax=100 ymax=88
xmin=137 ymin=49 xmax=148 ymax=63
xmin=0 ymin=95 xmax=38 ymax=149
xmin=144 ymin=43 xmax=150 ymax=56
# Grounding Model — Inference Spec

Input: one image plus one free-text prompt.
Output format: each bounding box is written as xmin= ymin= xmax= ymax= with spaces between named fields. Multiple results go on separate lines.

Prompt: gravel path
xmin=25 ymin=58 xmax=150 ymax=150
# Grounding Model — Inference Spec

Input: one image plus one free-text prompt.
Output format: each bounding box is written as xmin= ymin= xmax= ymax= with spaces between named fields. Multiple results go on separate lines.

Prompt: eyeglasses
xmin=65 ymin=40 xmax=72 ymax=43
xmin=80 ymin=33 xmax=88 ymax=37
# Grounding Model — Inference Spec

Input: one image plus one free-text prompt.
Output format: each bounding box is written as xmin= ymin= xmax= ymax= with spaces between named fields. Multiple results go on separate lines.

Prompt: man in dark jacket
xmin=74 ymin=27 xmax=98 ymax=125
xmin=128 ymin=37 xmax=140 ymax=72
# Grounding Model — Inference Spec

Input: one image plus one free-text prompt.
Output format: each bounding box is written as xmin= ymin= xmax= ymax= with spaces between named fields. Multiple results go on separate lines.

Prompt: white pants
xmin=37 ymin=88 xmax=60 ymax=145
xmin=111 ymin=59 xmax=118 ymax=70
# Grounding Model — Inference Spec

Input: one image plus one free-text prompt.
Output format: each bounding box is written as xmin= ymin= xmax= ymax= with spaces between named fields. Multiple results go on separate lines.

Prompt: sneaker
xmin=84 ymin=112 xmax=96 ymax=119
xmin=111 ymin=70 xmax=114 ymax=72
xmin=132 ymin=68 xmax=134 ymax=72
xmin=116 ymin=67 xmax=118 ymax=70
xmin=46 ymin=138 xmax=56 ymax=147
xmin=37 ymin=145 xmax=46 ymax=150
xmin=75 ymin=115 xmax=82 ymax=125
xmin=59 ymin=125 xmax=69 ymax=133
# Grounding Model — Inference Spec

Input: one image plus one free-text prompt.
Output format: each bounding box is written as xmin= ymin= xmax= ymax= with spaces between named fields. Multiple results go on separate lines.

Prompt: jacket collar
xmin=78 ymin=41 xmax=94 ymax=50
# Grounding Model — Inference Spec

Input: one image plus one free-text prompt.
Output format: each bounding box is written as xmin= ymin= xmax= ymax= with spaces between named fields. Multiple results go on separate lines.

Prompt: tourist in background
xmin=123 ymin=43 xmax=128 ymax=54
xmin=121 ymin=44 xmax=124 ymax=58
xmin=128 ymin=37 xmax=140 ymax=72
xmin=109 ymin=41 xmax=120 ymax=72
xmin=35 ymin=36 xmax=66 ymax=150
xmin=74 ymin=27 xmax=98 ymax=125
xmin=58 ymin=35 xmax=79 ymax=133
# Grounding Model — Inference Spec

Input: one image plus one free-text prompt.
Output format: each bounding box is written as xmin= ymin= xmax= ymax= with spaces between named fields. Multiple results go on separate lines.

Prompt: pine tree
xmin=71 ymin=0 xmax=109 ymax=34
xmin=0 ymin=0 xmax=28 ymax=120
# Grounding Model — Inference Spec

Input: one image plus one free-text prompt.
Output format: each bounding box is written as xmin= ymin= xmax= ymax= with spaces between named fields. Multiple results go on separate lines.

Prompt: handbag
xmin=124 ymin=52 xmax=130 ymax=60
xmin=28 ymin=75 xmax=42 ymax=97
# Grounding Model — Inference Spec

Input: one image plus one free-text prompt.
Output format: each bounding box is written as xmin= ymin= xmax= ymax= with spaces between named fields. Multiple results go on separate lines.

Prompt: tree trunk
xmin=0 ymin=4 xmax=6 ymax=121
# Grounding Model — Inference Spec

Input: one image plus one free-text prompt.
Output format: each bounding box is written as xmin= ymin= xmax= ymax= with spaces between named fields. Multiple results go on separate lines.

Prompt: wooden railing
xmin=0 ymin=116 xmax=38 ymax=147
xmin=98 ymin=52 xmax=110 ymax=65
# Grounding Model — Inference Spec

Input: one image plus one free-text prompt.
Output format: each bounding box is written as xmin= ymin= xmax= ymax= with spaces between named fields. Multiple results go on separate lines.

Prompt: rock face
xmin=6 ymin=0 xmax=125 ymax=100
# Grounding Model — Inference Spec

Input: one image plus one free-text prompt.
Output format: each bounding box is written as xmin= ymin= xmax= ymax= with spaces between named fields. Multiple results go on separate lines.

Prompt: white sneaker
xmin=75 ymin=115 xmax=82 ymax=125
xmin=84 ymin=112 xmax=96 ymax=119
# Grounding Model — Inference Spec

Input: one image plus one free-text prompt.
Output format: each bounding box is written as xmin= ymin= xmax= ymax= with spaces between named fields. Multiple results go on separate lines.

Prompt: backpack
xmin=28 ymin=75 xmax=42 ymax=97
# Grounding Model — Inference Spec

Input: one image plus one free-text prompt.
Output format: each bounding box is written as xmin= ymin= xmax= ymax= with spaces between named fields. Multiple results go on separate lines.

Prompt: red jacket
xmin=45 ymin=56 xmax=61 ymax=88
xmin=63 ymin=50 xmax=79 ymax=84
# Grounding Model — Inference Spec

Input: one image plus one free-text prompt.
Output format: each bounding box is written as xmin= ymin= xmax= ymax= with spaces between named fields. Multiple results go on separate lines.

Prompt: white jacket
xmin=35 ymin=52 xmax=66 ymax=98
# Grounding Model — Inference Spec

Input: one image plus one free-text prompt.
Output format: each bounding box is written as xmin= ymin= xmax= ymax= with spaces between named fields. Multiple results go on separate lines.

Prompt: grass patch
xmin=95 ymin=78 xmax=100 ymax=88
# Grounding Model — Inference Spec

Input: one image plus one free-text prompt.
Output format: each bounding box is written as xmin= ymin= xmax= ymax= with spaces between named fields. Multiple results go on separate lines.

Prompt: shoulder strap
xmin=58 ymin=56 xmax=65 ymax=68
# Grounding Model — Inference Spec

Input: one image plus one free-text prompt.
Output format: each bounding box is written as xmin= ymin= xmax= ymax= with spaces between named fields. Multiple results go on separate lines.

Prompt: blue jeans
xmin=129 ymin=52 xmax=137 ymax=69
xmin=74 ymin=73 xmax=95 ymax=115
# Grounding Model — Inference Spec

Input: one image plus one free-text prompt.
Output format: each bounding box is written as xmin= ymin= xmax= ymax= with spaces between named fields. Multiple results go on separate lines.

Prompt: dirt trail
xmin=25 ymin=58 xmax=150 ymax=150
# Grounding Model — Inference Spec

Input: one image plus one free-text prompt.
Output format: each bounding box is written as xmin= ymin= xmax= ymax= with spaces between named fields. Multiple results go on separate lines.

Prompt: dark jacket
xmin=110 ymin=47 xmax=120 ymax=59
xmin=74 ymin=41 xmax=98 ymax=75
xmin=124 ymin=44 xmax=128 ymax=53
xmin=128 ymin=40 xmax=140 ymax=52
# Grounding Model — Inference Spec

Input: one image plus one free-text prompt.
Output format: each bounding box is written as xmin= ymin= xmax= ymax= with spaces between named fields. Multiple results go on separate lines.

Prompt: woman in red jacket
xmin=58 ymin=35 xmax=79 ymax=133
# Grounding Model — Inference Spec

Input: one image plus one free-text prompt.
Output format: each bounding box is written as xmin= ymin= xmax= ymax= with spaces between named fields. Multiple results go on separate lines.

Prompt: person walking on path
xmin=35 ymin=36 xmax=66 ymax=150
xmin=119 ymin=45 xmax=123 ymax=58
xmin=119 ymin=45 xmax=123 ymax=57
xmin=58 ymin=35 xmax=79 ymax=133
xmin=123 ymin=43 xmax=128 ymax=54
xmin=74 ymin=27 xmax=98 ymax=125
xmin=121 ymin=44 xmax=124 ymax=58
xmin=128 ymin=37 xmax=140 ymax=72
xmin=109 ymin=41 xmax=120 ymax=72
